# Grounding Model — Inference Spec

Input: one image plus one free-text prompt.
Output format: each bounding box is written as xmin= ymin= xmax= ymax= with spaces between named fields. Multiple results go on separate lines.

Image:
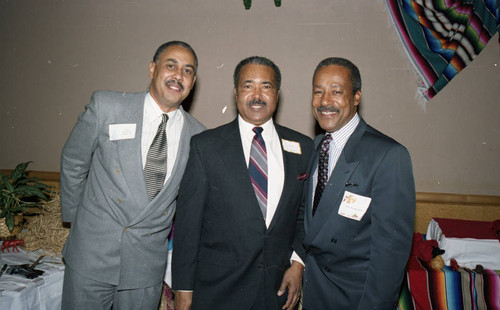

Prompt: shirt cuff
xmin=291 ymin=251 xmax=304 ymax=267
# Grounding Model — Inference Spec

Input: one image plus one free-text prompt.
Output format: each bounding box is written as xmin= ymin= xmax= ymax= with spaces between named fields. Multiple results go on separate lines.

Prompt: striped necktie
xmin=144 ymin=113 xmax=168 ymax=200
xmin=249 ymin=127 xmax=268 ymax=220
xmin=312 ymin=134 xmax=332 ymax=215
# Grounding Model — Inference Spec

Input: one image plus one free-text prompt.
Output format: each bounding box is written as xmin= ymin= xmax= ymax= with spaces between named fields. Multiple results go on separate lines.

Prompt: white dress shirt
xmin=141 ymin=93 xmax=184 ymax=184
xmin=239 ymin=116 xmax=303 ymax=265
xmin=238 ymin=115 xmax=284 ymax=228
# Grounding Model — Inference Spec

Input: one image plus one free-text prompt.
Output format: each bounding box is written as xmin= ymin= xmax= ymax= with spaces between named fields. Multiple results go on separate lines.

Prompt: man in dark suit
xmin=302 ymin=57 xmax=415 ymax=310
xmin=60 ymin=41 xmax=205 ymax=310
xmin=172 ymin=56 xmax=313 ymax=310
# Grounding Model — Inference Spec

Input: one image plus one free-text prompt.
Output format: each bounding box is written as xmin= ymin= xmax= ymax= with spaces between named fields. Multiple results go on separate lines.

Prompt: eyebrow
xmin=166 ymin=58 xmax=195 ymax=70
xmin=241 ymin=80 xmax=274 ymax=86
xmin=313 ymin=83 xmax=342 ymax=88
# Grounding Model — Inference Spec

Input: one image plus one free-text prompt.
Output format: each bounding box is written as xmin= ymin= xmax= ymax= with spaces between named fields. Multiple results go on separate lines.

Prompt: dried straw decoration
xmin=18 ymin=193 xmax=69 ymax=256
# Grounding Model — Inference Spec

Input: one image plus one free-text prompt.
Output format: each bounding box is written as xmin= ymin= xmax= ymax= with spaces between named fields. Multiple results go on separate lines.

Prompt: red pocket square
xmin=297 ymin=173 xmax=309 ymax=180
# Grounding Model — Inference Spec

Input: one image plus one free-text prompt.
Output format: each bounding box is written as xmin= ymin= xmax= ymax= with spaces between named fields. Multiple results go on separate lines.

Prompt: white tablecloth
xmin=0 ymin=243 xmax=64 ymax=310
xmin=426 ymin=218 xmax=500 ymax=270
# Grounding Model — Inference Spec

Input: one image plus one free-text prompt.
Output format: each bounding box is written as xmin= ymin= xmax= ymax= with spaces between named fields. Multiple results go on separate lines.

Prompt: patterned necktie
xmin=312 ymin=134 xmax=332 ymax=215
xmin=249 ymin=127 xmax=268 ymax=220
xmin=144 ymin=113 xmax=169 ymax=201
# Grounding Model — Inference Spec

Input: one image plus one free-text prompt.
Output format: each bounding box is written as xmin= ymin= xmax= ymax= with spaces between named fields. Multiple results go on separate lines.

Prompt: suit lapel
xmin=304 ymin=153 xmax=359 ymax=243
xmin=221 ymin=120 xmax=250 ymax=182
xmin=117 ymin=92 xmax=150 ymax=209
xmin=131 ymin=106 xmax=196 ymax=224
xmin=304 ymin=138 xmax=321 ymax=233
xmin=304 ymin=120 xmax=366 ymax=244
xmin=267 ymin=127 xmax=297 ymax=232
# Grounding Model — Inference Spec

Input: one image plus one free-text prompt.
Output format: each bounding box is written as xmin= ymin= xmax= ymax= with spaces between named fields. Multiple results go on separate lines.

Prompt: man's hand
xmin=277 ymin=261 xmax=304 ymax=310
xmin=174 ymin=291 xmax=193 ymax=310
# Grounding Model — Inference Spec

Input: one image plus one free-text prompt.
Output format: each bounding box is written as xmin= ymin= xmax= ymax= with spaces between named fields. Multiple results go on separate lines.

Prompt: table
xmin=0 ymin=242 xmax=64 ymax=310
xmin=427 ymin=218 xmax=500 ymax=270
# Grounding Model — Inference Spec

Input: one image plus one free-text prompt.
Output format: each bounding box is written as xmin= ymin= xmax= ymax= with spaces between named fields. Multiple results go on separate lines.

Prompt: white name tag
xmin=109 ymin=123 xmax=136 ymax=141
xmin=281 ymin=139 xmax=302 ymax=154
xmin=338 ymin=191 xmax=371 ymax=221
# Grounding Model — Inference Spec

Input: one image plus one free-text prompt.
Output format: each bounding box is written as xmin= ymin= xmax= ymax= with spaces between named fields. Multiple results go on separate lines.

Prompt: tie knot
xmin=161 ymin=113 xmax=169 ymax=124
xmin=320 ymin=134 xmax=333 ymax=152
xmin=322 ymin=133 xmax=332 ymax=145
xmin=253 ymin=127 xmax=263 ymax=135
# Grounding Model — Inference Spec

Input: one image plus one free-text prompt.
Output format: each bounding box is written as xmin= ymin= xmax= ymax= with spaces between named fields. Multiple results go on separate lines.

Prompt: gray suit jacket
xmin=302 ymin=118 xmax=415 ymax=310
xmin=60 ymin=90 xmax=205 ymax=289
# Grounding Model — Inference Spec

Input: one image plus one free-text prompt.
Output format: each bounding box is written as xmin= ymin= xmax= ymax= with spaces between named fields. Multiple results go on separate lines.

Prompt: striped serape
xmin=399 ymin=256 xmax=500 ymax=309
xmin=386 ymin=0 xmax=499 ymax=104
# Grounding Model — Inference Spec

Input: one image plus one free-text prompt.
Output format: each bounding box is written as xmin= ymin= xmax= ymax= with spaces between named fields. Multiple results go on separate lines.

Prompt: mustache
xmin=247 ymin=99 xmax=267 ymax=106
xmin=317 ymin=106 xmax=339 ymax=113
xmin=165 ymin=79 xmax=184 ymax=91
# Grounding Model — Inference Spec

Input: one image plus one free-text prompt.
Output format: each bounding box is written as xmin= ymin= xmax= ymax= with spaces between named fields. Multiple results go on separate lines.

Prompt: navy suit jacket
xmin=172 ymin=119 xmax=313 ymax=310
xmin=302 ymin=117 xmax=415 ymax=310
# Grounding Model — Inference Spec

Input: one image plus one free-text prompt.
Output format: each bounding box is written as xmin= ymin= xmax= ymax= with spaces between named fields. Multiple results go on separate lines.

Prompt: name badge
xmin=109 ymin=123 xmax=136 ymax=141
xmin=338 ymin=191 xmax=371 ymax=221
xmin=281 ymin=139 xmax=302 ymax=154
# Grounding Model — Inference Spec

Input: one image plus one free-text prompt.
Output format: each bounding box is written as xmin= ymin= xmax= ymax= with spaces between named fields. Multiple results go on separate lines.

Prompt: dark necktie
xmin=144 ymin=113 xmax=168 ymax=200
xmin=249 ymin=127 xmax=268 ymax=220
xmin=312 ymin=134 xmax=332 ymax=215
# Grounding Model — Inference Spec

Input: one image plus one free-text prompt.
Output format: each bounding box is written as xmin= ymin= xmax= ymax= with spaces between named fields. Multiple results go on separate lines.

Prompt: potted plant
xmin=0 ymin=162 xmax=52 ymax=235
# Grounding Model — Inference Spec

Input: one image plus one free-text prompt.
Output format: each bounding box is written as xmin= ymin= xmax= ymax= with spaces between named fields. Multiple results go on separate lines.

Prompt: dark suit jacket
xmin=172 ymin=119 xmax=313 ymax=310
xmin=302 ymin=117 xmax=415 ymax=310
xmin=60 ymin=90 xmax=205 ymax=289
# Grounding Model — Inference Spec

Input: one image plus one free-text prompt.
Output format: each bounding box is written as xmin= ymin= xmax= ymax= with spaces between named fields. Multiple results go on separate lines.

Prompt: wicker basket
xmin=0 ymin=214 xmax=23 ymax=240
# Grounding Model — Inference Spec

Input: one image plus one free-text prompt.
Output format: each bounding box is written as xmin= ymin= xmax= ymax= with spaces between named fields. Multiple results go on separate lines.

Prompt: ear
xmin=233 ymin=87 xmax=238 ymax=98
xmin=149 ymin=61 xmax=156 ymax=79
xmin=354 ymin=90 xmax=361 ymax=106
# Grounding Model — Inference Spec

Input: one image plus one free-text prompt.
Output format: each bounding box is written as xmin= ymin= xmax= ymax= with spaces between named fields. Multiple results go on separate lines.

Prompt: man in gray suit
xmin=302 ymin=57 xmax=415 ymax=309
xmin=60 ymin=41 xmax=205 ymax=310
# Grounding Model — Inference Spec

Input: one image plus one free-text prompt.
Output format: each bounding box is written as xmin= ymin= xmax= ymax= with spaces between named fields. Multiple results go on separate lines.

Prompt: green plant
xmin=243 ymin=0 xmax=281 ymax=10
xmin=0 ymin=162 xmax=52 ymax=232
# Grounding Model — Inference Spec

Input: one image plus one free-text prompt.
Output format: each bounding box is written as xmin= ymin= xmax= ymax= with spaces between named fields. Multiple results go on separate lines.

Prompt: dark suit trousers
xmin=249 ymin=273 xmax=297 ymax=310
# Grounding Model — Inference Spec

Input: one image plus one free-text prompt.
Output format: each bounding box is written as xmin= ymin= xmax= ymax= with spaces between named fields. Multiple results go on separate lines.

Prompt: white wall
xmin=1 ymin=0 xmax=499 ymax=195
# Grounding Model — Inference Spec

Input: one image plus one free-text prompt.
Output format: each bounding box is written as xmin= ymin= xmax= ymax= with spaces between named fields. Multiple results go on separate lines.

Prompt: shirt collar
xmin=238 ymin=115 xmax=275 ymax=140
xmin=145 ymin=92 xmax=180 ymax=123
xmin=327 ymin=112 xmax=360 ymax=150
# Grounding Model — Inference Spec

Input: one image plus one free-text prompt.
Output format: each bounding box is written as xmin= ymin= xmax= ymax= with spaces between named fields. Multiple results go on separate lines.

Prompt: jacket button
xmin=257 ymin=263 xmax=264 ymax=269
xmin=124 ymin=227 xmax=129 ymax=231
xmin=331 ymin=237 xmax=337 ymax=244
xmin=324 ymin=266 xmax=331 ymax=272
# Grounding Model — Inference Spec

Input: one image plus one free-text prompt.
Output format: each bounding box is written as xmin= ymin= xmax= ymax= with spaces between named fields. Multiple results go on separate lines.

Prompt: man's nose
xmin=172 ymin=68 xmax=183 ymax=81
xmin=321 ymin=92 xmax=331 ymax=105
xmin=252 ymin=87 xmax=262 ymax=100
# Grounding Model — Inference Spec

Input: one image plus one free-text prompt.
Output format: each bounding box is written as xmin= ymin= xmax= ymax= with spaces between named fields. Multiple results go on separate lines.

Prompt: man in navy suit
xmin=302 ymin=57 xmax=415 ymax=309
xmin=172 ymin=56 xmax=313 ymax=310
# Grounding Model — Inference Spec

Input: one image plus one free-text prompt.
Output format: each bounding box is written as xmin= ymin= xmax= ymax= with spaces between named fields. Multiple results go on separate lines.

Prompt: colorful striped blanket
xmin=385 ymin=0 xmax=499 ymax=104
xmin=399 ymin=256 xmax=500 ymax=309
